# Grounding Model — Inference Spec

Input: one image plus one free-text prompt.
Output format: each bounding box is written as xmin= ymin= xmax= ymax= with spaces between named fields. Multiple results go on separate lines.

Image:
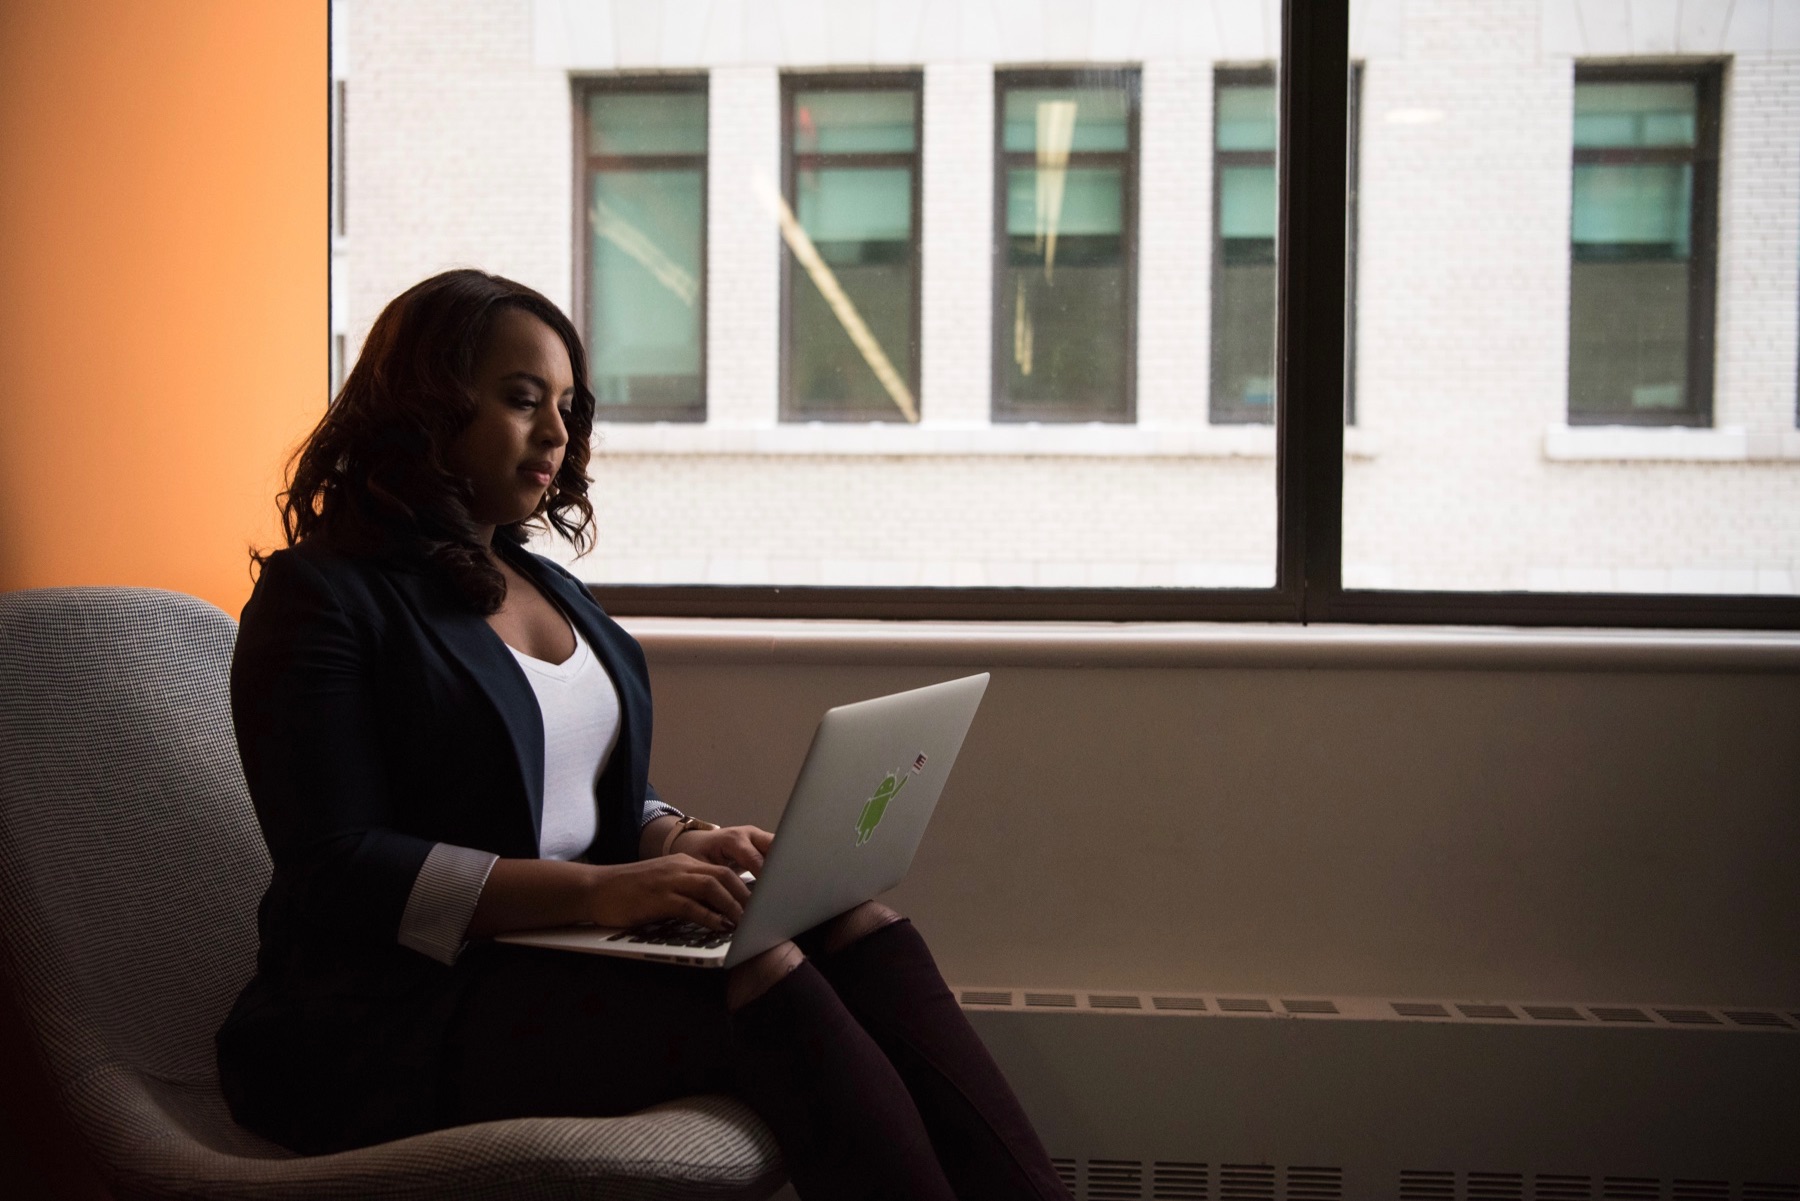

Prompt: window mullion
xmin=1276 ymin=0 xmax=1350 ymax=619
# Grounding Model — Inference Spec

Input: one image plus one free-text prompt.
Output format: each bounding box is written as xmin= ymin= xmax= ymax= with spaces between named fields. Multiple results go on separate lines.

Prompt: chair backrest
xmin=0 ymin=587 xmax=268 ymax=1097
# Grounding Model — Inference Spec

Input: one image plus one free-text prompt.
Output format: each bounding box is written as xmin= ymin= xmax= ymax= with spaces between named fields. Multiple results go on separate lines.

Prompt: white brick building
xmin=335 ymin=0 xmax=1800 ymax=594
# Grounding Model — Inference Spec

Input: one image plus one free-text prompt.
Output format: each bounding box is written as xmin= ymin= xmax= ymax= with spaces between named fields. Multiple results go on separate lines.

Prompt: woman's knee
xmin=725 ymin=939 xmax=805 ymax=1012
xmin=821 ymin=900 xmax=905 ymax=956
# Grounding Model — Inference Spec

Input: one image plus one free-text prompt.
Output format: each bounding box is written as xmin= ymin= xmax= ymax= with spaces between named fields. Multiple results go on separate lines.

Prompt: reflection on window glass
xmin=583 ymin=85 xmax=707 ymax=420
xmin=1568 ymin=72 xmax=1715 ymax=425
xmin=1211 ymin=71 xmax=1277 ymax=423
xmin=996 ymin=72 xmax=1137 ymax=421
xmin=784 ymin=81 xmax=920 ymax=421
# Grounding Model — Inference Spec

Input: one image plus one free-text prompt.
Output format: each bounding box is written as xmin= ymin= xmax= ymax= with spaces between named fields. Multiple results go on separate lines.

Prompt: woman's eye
xmin=511 ymin=395 xmax=538 ymax=410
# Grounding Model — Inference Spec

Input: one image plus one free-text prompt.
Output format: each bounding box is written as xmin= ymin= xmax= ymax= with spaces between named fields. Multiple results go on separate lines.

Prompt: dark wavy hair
xmin=262 ymin=269 xmax=597 ymax=613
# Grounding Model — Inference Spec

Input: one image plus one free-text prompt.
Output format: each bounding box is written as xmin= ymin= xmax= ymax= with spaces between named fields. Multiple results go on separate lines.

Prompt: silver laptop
xmin=496 ymin=672 xmax=990 ymax=969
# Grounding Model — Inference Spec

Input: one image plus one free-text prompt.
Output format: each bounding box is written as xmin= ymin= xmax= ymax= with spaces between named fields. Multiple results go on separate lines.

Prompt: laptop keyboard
xmin=607 ymin=875 xmax=755 ymax=950
xmin=611 ymin=918 xmax=732 ymax=949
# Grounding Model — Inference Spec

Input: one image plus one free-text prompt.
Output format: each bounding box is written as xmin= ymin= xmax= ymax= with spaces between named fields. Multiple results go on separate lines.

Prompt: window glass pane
xmin=1216 ymin=84 xmax=1277 ymax=151
xmin=1219 ymin=165 xmax=1277 ymax=240
xmin=589 ymin=168 xmax=704 ymax=411
xmin=1211 ymin=74 xmax=1280 ymax=425
xmin=784 ymin=82 xmax=919 ymax=420
xmin=1000 ymin=165 xmax=1127 ymax=415
xmin=355 ymin=12 xmax=1279 ymax=593
xmin=1001 ymin=87 xmax=1130 ymax=153
xmin=1573 ymin=82 xmax=1696 ymax=148
xmin=793 ymin=90 xmax=915 ymax=154
xmin=1572 ymin=163 xmax=1690 ymax=255
xmin=1343 ymin=0 xmax=1796 ymax=597
xmin=588 ymin=92 xmax=706 ymax=156
xmin=798 ymin=167 xmax=911 ymax=243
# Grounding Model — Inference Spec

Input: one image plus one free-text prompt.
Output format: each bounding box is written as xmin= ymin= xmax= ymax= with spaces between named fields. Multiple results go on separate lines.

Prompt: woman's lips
xmin=519 ymin=463 xmax=554 ymax=486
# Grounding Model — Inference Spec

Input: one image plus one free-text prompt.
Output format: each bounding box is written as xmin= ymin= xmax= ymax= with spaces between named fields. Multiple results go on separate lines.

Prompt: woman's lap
xmin=439 ymin=941 xmax=738 ymax=1126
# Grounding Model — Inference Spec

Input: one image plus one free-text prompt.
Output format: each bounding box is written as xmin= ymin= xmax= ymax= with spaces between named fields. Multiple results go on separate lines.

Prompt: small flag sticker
xmin=911 ymin=753 xmax=928 ymax=774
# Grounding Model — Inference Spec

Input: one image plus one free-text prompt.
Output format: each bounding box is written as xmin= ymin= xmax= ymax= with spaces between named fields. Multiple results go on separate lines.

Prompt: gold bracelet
xmin=660 ymin=816 xmax=719 ymax=858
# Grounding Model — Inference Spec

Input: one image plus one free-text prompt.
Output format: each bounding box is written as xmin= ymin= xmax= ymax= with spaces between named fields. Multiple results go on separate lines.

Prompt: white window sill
xmin=1543 ymin=424 xmax=1800 ymax=462
xmin=617 ymin=617 xmax=1800 ymax=673
xmin=594 ymin=421 xmax=1382 ymax=460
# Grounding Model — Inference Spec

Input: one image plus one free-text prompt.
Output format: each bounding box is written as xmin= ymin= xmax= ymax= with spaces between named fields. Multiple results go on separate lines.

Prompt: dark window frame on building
xmin=778 ymin=71 xmax=925 ymax=424
xmin=991 ymin=66 xmax=1141 ymax=424
xmin=573 ymin=75 xmax=710 ymax=424
xmin=590 ymin=8 xmax=1798 ymax=631
xmin=1566 ymin=60 xmax=1722 ymax=428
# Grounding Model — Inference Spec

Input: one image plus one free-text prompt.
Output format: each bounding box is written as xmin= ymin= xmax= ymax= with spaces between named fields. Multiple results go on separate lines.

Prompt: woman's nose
xmin=540 ymin=409 xmax=569 ymax=447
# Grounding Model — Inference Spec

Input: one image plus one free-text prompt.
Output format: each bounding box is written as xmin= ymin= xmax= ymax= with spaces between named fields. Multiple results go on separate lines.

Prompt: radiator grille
xmin=1600 ymin=1177 xmax=1660 ymax=1199
xmin=1152 ymin=995 xmax=1208 ymax=1011
xmin=959 ymin=989 xmax=1011 ymax=1006
xmin=1281 ymin=999 xmax=1340 ymax=1015
xmin=1217 ymin=998 xmax=1273 ymax=1013
xmin=1523 ymin=1006 xmax=1586 ymax=1022
xmin=1025 ymin=991 xmax=1078 ymax=1008
xmin=1724 ymin=1010 xmax=1793 ymax=1028
xmin=1399 ymin=1169 xmax=1457 ymax=1200
xmin=1535 ymin=1175 xmax=1594 ymax=1199
xmin=1393 ymin=1002 xmax=1450 ymax=1018
xmin=1670 ymin=1182 xmax=1729 ymax=1200
xmin=1090 ymin=1158 xmax=1145 ymax=1200
xmin=1285 ymin=1166 xmax=1342 ymax=1199
xmin=1090 ymin=993 xmax=1144 ymax=1010
xmin=1745 ymin=1186 xmax=1800 ymax=1201
xmin=1468 ymin=1171 xmax=1525 ymax=1198
xmin=1052 ymin=1157 xmax=1078 ymax=1191
xmin=1654 ymin=1009 xmax=1720 ymax=1025
xmin=1152 ymin=1161 xmax=1209 ymax=1200
xmin=1459 ymin=1004 xmax=1518 ymax=1020
xmin=1590 ymin=1007 xmax=1652 ymax=1023
xmin=1218 ymin=1164 xmax=1276 ymax=1200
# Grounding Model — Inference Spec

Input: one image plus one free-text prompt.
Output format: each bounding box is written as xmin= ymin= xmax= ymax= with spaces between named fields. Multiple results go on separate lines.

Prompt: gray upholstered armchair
xmin=0 ymin=587 xmax=785 ymax=1200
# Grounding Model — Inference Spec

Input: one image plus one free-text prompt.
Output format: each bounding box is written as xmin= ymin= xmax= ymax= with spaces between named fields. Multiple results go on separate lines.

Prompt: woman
xmin=218 ymin=268 xmax=1072 ymax=1200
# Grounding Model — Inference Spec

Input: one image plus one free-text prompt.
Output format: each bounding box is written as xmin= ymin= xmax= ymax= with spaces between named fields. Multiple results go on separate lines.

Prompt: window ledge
xmin=1543 ymin=424 xmax=1800 ymax=462
xmin=593 ymin=421 xmax=1384 ymax=460
xmin=618 ymin=617 xmax=1800 ymax=673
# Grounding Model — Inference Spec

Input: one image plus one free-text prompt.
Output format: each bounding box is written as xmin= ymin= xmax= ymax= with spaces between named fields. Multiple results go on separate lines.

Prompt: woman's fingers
xmin=682 ymin=865 xmax=746 ymax=925
xmin=747 ymin=827 xmax=775 ymax=854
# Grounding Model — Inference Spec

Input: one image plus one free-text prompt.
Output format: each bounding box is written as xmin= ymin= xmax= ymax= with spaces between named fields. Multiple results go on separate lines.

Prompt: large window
xmin=1211 ymin=68 xmax=1278 ymax=424
xmin=994 ymin=70 xmax=1138 ymax=422
xmin=578 ymin=80 xmax=708 ymax=422
xmin=1568 ymin=65 xmax=1719 ymax=425
xmin=781 ymin=76 xmax=921 ymax=422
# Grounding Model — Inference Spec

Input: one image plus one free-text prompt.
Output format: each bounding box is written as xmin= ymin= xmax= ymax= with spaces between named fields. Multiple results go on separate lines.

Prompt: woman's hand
xmin=586 ymin=855 xmax=752 ymax=933
xmin=670 ymin=824 xmax=775 ymax=876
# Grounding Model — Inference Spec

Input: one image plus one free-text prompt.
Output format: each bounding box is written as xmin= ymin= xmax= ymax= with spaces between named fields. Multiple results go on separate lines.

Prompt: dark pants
xmin=440 ymin=919 xmax=1071 ymax=1201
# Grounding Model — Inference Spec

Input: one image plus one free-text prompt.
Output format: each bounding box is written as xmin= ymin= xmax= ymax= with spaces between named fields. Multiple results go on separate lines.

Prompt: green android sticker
xmin=854 ymin=772 xmax=907 ymax=846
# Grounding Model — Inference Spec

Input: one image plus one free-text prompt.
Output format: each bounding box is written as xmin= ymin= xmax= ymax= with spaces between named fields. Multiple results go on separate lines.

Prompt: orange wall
xmin=0 ymin=0 xmax=325 ymax=619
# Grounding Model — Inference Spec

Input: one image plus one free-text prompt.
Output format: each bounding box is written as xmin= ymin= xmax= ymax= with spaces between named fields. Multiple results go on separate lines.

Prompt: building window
xmin=781 ymin=75 xmax=922 ymax=422
xmin=994 ymin=69 xmax=1139 ymax=422
xmin=1211 ymin=68 xmax=1277 ymax=424
xmin=577 ymin=80 xmax=708 ymax=422
xmin=1568 ymin=64 xmax=1720 ymax=426
xmin=1210 ymin=66 xmax=1362 ymax=426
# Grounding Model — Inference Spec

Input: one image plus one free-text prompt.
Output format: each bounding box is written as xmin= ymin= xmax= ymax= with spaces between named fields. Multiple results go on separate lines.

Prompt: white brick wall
xmin=341 ymin=0 xmax=1800 ymax=594
xmin=703 ymin=67 xmax=782 ymax=424
xmin=919 ymin=61 xmax=993 ymax=425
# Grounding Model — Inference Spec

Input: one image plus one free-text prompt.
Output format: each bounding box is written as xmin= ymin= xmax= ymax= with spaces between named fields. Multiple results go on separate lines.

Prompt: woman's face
xmin=447 ymin=307 xmax=576 ymax=539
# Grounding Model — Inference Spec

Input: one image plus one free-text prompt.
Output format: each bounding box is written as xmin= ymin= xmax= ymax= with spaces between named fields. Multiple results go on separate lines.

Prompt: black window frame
xmin=573 ymin=74 xmax=710 ymax=424
xmin=589 ymin=3 xmax=1800 ymax=631
xmin=778 ymin=71 xmax=925 ymax=424
xmin=1566 ymin=60 xmax=1722 ymax=428
xmin=990 ymin=66 xmax=1141 ymax=424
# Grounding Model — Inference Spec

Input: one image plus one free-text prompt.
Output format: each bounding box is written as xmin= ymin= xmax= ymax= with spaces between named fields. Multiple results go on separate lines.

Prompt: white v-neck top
xmin=394 ymin=613 xmax=684 ymax=966
xmin=504 ymin=620 xmax=619 ymax=862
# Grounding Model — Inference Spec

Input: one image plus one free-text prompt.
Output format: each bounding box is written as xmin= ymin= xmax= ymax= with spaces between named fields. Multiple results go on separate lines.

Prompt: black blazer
xmin=217 ymin=536 xmax=659 ymax=1154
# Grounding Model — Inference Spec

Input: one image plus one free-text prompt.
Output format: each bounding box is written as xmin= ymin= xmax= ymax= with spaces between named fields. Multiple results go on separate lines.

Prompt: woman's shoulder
xmin=246 ymin=540 xmax=421 ymax=625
